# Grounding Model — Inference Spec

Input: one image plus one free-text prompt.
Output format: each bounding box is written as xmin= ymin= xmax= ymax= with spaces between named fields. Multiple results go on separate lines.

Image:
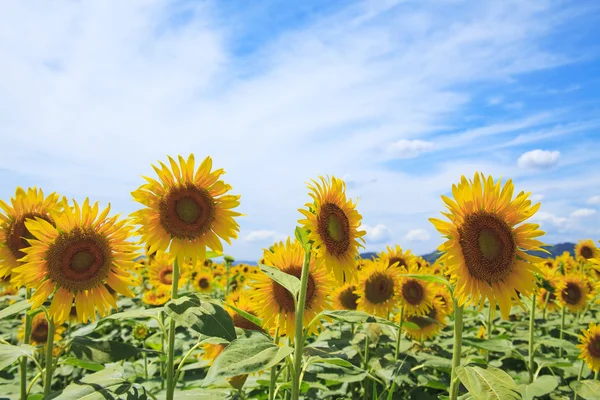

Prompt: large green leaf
xmin=518 ymin=375 xmax=559 ymax=400
xmin=570 ymin=380 xmax=600 ymax=400
xmin=69 ymin=337 xmax=154 ymax=364
xmin=174 ymin=388 xmax=229 ymax=399
xmin=455 ymin=365 xmax=520 ymax=400
xmin=0 ymin=344 xmax=35 ymax=371
xmin=463 ymin=338 xmax=514 ymax=353
xmin=294 ymin=226 xmax=311 ymax=252
xmin=203 ymin=335 xmax=293 ymax=385
xmin=0 ymin=300 xmax=31 ymax=320
xmin=320 ymin=310 xmax=420 ymax=330
xmin=257 ymin=263 xmax=300 ymax=298
xmin=165 ymin=294 xmax=236 ymax=341
xmin=60 ymin=357 xmax=105 ymax=372
xmin=46 ymin=365 xmax=147 ymax=399
xmin=104 ymin=308 xmax=160 ymax=321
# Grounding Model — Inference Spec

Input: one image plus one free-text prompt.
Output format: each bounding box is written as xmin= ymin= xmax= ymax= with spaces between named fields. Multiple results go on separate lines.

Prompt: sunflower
xmin=131 ymin=154 xmax=242 ymax=267
xmin=18 ymin=312 xmax=64 ymax=346
xmin=555 ymin=252 xmax=576 ymax=275
xmin=249 ymin=237 xmax=334 ymax=338
xmin=193 ymin=272 xmax=214 ymax=293
xmin=575 ymin=240 xmax=600 ymax=263
xmin=147 ymin=251 xmax=188 ymax=292
xmin=142 ymin=289 xmax=170 ymax=306
xmin=355 ymin=258 xmax=403 ymax=317
xmin=225 ymin=291 xmax=263 ymax=332
xmin=556 ymin=274 xmax=590 ymax=312
xmin=379 ymin=245 xmax=415 ymax=272
xmin=132 ymin=323 xmax=149 ymax=341
xmin=537 ymin=270 xmax=560 ymax=312
xmin=402 ymin=298 xmax=447 ymax=341
xmin=577 ymin=323 xmax=600 ymax=373
xmin=429 ymin=173 xmax=547 ymax=319
xmin=476 ymin=325 xmax=486 ymax=339
xmin=11 ymin=198 xmax=139 ymax=324
xmin=212 ymin=264 xmax=226 ymax=278
xmin=298 ymin=176 xmax=366 ymax=284
xmin=332 ymin=283 xmax=360 ymax=310
xmin=397 ymin=265 xmax=436 ymax=317
xmin=202 ymin=343 xmax=226 ymax=365
xmin=414 ymin=256 xmax=430 ymax=271
xmin=0 ymin=187 xmax=61 ymax=281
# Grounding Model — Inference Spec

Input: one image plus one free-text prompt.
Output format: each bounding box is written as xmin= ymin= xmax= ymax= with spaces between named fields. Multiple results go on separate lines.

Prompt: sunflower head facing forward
xmin=429 ymin=173 xmax=546 ymax=319
xmin=575 ymin=240 xmax=599 ymax=263
xmin=332 ymin=283 xmax=360 ymax=310
xmin=131 ymin=154 xmax=242 ymax=267
xmin=298 ymin=176 xmax=366 ymax=284
xmin=0 ymin=187 xmax=61 ymax=281
xmin=556 ymin=274 xmax=590 ymax=312
xmin=578 ymin=323 xmax=600 ymax=373
xmin=379 ymin=245 xmax=415 ymax=272
xmin=355 ymin=258 xmax=402 ymax=318
xmin=11 ymin=198 xmax=140 ymax=324
xmin=147 ymin=251 xmax=187 ymax=292
xmin=249 ymin=237 xmax=334 ymax=338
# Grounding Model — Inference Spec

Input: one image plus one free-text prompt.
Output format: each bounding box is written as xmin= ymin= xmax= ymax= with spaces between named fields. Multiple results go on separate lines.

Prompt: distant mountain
xmin=216 ymin=243 xmax=576 ymax=266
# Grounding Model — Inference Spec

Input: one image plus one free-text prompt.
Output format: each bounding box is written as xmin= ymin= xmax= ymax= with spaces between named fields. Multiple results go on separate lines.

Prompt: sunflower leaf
xmin=0 ymin=299 xmax=31 ymax=320
xmin=257 ymin=263 xmax=301 ymax=298
xmin=570 ymin=380 xmax=600 ymax=400
xmin=104 ymin=308 xmax=160 ymax=321
xmin=165 ymin=294 xmax=236 ymax=342
xmin=402 ymin=274 xmax=451 ymax=288
xmin=455 ymin=365 xmax=520 ymax=400
xmin=294 ymin=226 xmax=311 ymax=251
xmin=69 ymin=337 xmax=157 ymax=364
xmin=206 ymin=250 xmax=222 ymax=259
xmin=0 ymin=344 xmax=35 ymax=371
xmin=225 ymin=303 xmax=263 ymax=329
xmin=518 ymin=375 xmax=559 ymax=400
xmin=463 ymin=338 xmax=514 ymax=353
xmin=203 ymin=335 xmax=293 ymax=385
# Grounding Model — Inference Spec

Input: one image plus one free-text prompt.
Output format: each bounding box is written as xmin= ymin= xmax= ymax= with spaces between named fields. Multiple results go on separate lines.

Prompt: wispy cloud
xmin=405 ymin=229 xmax=431 ymax=242
xmin=517 ymin=150 xmax=561 ymax=169
xmin=571 ymin=208 xmax=597 ymax=218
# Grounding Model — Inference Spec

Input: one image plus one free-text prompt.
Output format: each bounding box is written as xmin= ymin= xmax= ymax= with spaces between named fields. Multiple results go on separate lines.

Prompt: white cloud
xmin=530 ymin=194 xmax=544 ymax=202
xmin=517 ymin=150 xmax=561 ymax=169
xmin=571 ymin=208 xmax=597 ymax=218
xmin=388 ymin=139 xmax=434 ymax=159
xmin=244 ymin=230 xmax=286 ymax=243
xmin=532 ymin=211 xmax=568 ymax=227
xmin=362 ymin=224 xmax=392 ymax=244
xmin=588 ymin=196 xmax=600 ymax=205
xmin=405 ymin=229 xmax=431 ymax=242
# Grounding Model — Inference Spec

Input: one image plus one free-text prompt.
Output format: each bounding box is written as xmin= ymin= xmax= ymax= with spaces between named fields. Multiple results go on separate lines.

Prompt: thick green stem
xmin=43 ymin=317 xmax=55 ymax=396
xmin=394 ymin=308 xmax=404 ymax=361
xmin=363 ymin=331 xmax=370 ymax=400
xmin=449 ymin=303 xmax=464 ymax=400
xmin=269 ymin=327 xmax=280 ymax=400
xmin=559 ymin=306 xmax=566 ymax=358
xmin=595 ymin=371 xmax=599 ymax=380
xmin=528 ymin=294 xmax=536 ymax=383
xmin=574 ymin=361 xmax=585 ymax=400
xmin=166 ymin=259 xmax=181 ymax=400
xmin=290 ymin=245 xmax=312 ymax=400
xmin=486 ymin=305 xmax=493 ymax=363
xmin=20 ymin=289 xmax=32 ymax=400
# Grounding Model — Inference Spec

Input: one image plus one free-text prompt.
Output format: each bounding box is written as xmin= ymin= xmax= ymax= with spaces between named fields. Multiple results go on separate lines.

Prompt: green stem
xmin=174 ymin=341 xmax=202 ymax=383
xmin=574 ymin=361 xmax=585 ymax=400
xmin=20 ymin=289 xmax=32 ymax=400
xmin=486 ymin=305 xmax=493 ymax=363
xmin=595 ymin=371 xmax=599 ymax=380
xmin=160 ymin=311 xmax=166 ymax=390
xmin=363 ymin=329 xmax=370 ymax=400
xmin=43 ymin=317 xmax=55 ymax=396
xmin=143 ymin=349 xmax=148 ymax=380
xmin=559 ymin=306 xmax=566 ymax=358
xmin=225 ymin=261 xmax=231 ymax=296
xmin=542 ymin=291 xmax=550 ymax=321
xmin=528 ymin=294 xmax=536 ymax=383
xmin=290 ymin=245 xmax=312 ymax=400
xmin=269 ymin=327 xmax=280 ymax=400
xmin=166 ymin=259 xmax=181 ymax=400
xmin=394 ymin=308 xmax=404 ymax=361
xmin=449 ymin=303 xmax=464 ymax=400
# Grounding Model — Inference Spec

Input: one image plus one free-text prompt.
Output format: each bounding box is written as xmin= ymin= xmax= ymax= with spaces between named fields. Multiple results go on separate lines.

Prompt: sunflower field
xmin=1 ymin=154 xmax=599 ymax=400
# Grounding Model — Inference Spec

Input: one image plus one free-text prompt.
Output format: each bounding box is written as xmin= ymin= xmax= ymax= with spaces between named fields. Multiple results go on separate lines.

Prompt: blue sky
xmin=1 ymin=0 xmax=600 ymax=261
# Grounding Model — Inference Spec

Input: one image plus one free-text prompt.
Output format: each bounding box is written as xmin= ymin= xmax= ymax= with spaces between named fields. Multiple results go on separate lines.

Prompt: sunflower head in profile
xmin=537 ymin=269 xmax=560 ymax=312
xmin=556 ymin=274 xmax=590 ymax=312
xmin=355 ymin=258 xmax=402 ymax=318
xmin=379 ymin=245 xmax=414 ymax=272
xmin=402 ymin=298 xmax=448 ymax=342
xmin=332 ymin=283 xmax=360 ymax=311
xmin=131 ymin=154 xmax=242 ymax=267
xmin=413 ymin=256 xmax=430 ymax=271
xmin=298 ymin=176 xmax=366 ymax=284
xmin=429 ymin=173 xmax=547 ymax=319
xmin=142 ymin=288 xmax=170 ymax=306
xmin=18 ymin=312 xmax=65 ymax=346
xmin=0 ymin=187 xmax=61 ymax=282
xmin=225 ymin=291 xmax=263 ymax=332
xmin=577 ymin=323 xmax=600 ymax=373
xmin=147 ymin=251 xmax=187 ymax=292
xmin=575 ymin=240 xmax=599 ymax=263
xmin=433 ymin=285 xmax=454 ymax=316
xmin=11 ymin=198 xmax=140 ymax=324
xmin=212 ymin=264 xmax=226 ymax=279
xmin=397 ymin=265 xmax=436 ymax=317
xmin=556 ymin=252 xmax=576 ymax=275
xmin=193 ymin=271 xmax=214 ymax=293
xmin=249 ymin=237 xmax=334 ymax=338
